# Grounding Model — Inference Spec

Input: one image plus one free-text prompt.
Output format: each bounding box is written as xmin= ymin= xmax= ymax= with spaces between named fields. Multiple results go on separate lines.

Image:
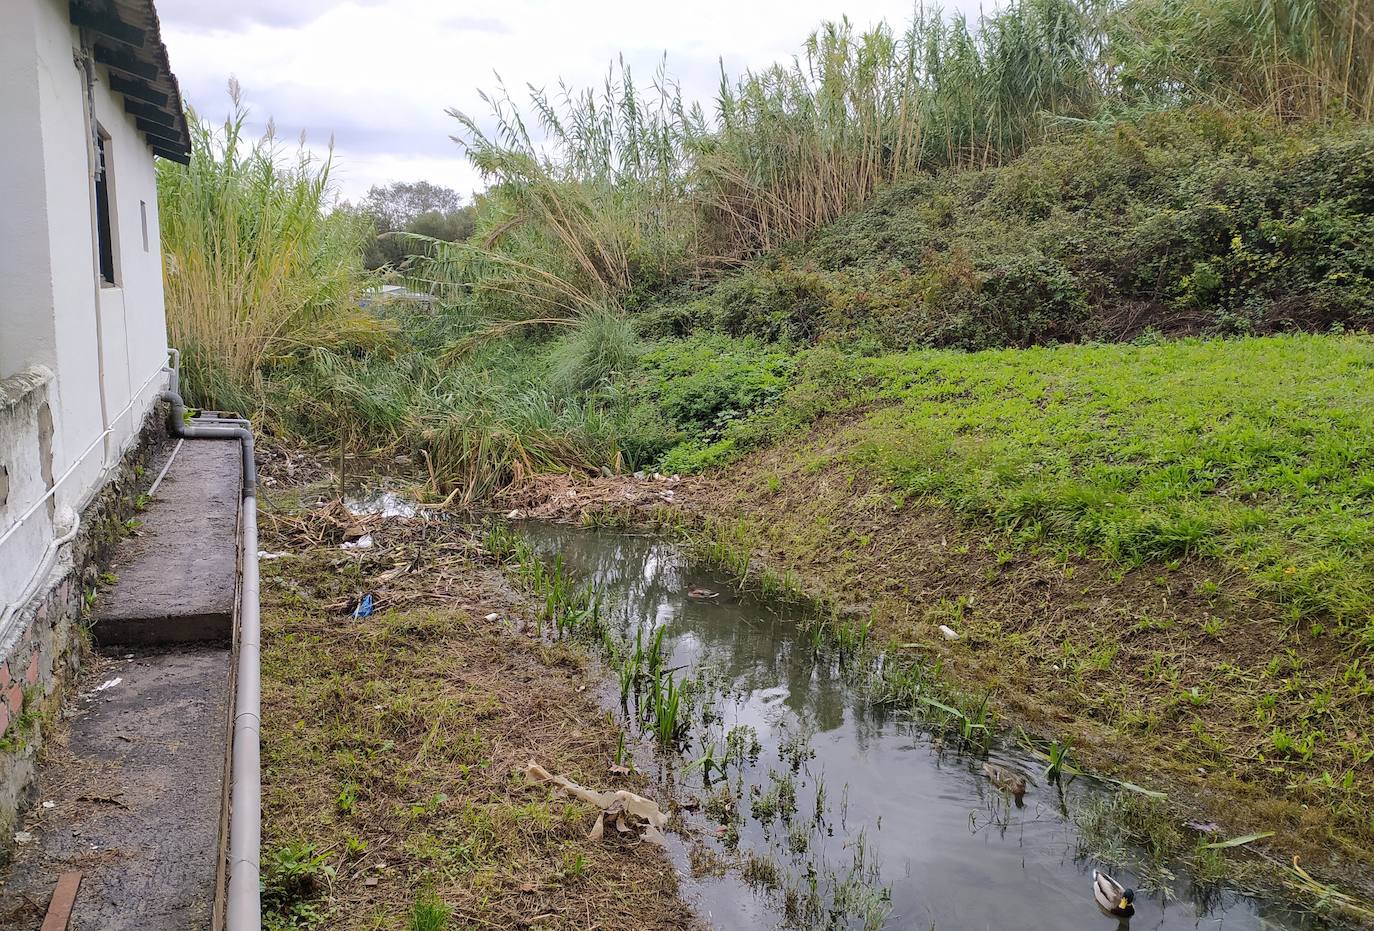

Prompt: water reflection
xmin=522 ymin=524 xmax=1325 ymax=931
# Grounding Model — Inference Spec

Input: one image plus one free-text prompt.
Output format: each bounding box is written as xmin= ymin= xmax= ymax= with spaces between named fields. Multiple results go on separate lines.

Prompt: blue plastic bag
xmin=352 ymin=593 xmax=374 ymax=618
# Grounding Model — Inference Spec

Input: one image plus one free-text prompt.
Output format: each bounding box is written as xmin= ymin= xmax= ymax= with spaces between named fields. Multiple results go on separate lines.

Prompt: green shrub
xmin=612 ymin=334 xmax=798 ymax=472
xmin=547 ymin=308 xmax=644 ymax=395
xmin=659 ymin=438 xmax=738 ymax=475
xmin=262 ymin=842 xmax=334 ymax=930
xmin=711 ymin=262 xmax=837 ymax=342
xmin=645 ymin=113 xmax=1374 ymax=352
xmin=633 ymin=334 xmax=791 ymax=428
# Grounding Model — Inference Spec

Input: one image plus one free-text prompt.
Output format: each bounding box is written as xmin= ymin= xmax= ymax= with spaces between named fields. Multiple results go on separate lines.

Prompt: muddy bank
xmin=504 ymin=463 xmax=1374 ymax=916
xmin=255 ymin=480 xmax=695 ymax=930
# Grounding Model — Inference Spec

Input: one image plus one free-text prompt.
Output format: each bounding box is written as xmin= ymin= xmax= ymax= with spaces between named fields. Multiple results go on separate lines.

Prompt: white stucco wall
xmin=0 ymin=0 xmax=171 ymax=611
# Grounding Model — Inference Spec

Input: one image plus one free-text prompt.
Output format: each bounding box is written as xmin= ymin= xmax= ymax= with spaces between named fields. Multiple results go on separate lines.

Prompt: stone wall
xmin=0 ymin=403 xmax=169 ymax=858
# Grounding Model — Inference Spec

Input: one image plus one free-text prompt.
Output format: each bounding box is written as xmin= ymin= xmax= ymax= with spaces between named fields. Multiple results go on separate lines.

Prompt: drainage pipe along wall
xmin=161 ymin=354 xmax=261 ymax=929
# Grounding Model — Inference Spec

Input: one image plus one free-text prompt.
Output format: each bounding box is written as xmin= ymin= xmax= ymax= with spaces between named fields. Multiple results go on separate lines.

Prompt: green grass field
xmin=764 ymin=334 xmax=1374 ymax=642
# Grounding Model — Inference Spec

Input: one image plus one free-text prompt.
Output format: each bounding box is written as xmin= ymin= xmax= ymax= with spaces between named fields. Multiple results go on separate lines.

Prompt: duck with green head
xmin=1092 ymin=869 xmax=1136 ymax=919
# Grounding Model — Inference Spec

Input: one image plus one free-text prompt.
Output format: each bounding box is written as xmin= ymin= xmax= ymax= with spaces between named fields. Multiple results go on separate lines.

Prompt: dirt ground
xmin=505 ymin=455 xmax=1374 ymax=918
xmin=255 ymin=476 xmax=696 ymax=931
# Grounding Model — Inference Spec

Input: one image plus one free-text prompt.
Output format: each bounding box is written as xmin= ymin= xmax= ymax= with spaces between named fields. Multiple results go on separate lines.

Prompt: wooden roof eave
xmin=69 ymin=0 xmax=191 ymax=161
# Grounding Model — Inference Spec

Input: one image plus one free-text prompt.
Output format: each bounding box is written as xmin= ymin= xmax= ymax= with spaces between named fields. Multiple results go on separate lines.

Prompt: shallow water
xmin=521 ymin=524 xmax=1325 ymax=931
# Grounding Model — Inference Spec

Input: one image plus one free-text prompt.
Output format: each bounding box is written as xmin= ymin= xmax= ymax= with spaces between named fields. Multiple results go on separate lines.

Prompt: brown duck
xmin=982 ymin=762 xmax=1027 ymax=802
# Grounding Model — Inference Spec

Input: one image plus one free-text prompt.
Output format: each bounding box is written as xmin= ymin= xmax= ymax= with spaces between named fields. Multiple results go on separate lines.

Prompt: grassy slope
xmin=598 ymin=114 xmax=1374 ymax=892
xmin=686 ymin=333 xmax=1374 ymax=879
xmin=845 ymin=335 xmax=1374 ymax=630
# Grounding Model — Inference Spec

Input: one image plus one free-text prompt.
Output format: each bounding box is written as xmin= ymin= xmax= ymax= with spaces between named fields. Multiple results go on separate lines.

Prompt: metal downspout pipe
xmin=160 ymin=354 xmax=261 ymax=930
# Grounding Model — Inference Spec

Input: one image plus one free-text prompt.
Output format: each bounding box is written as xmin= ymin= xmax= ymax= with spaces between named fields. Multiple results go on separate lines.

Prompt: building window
xmin=94 ymin=129 xmax=118 ymax=285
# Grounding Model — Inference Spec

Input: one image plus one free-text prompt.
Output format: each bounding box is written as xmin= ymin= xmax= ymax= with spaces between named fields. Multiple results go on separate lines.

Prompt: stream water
xmin=521 ymin=524 xmax=1326 ymax=931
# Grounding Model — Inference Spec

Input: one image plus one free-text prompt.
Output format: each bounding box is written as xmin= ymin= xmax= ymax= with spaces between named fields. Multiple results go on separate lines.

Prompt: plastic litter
xmin=94 ymin=677 xmax=122 ymax=692
xmin=939 ymin=624 xmax=960 ymax=641
xmin=524 ymin=760 xmax=667 ymax=845
xmin=352 ymin=594 xmax=374 ymax=618
xmin=341 ymin=534 xmax=373 ymax=550
xmin=344 ymin=491 xmax=417 ymax=519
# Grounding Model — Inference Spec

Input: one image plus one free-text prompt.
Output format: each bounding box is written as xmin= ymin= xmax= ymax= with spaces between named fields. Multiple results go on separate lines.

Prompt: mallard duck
xmin=687 ymin=588 xmax=719 ymax=600
xmin=982 ymin=762 xmax=1027 ymax=799
xmin=1092 ymin=869 xmax=1135 ymax=919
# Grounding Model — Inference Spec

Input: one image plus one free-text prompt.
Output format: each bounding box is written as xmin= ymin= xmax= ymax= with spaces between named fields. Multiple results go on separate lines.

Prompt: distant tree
xmin=346 ymin=181 xmax=476 ymax=270
xmin=408 ymin=209 xmax=476 ymax=244
xmin=361 ymin=181 xmax=462 ymax=232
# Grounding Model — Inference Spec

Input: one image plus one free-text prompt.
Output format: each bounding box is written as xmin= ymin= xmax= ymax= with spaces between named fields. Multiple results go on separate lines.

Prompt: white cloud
xmin=157 ymin=0 xmax=998 ymax=201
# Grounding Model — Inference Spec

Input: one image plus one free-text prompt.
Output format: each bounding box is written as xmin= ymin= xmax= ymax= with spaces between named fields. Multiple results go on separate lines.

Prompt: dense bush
xmin=617 ymin=335 xmax=797 ymax=469
xmin=639 ymin=114 xmax=1374 ymax=351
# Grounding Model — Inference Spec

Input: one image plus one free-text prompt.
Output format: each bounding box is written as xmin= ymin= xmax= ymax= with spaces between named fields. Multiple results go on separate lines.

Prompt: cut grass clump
xmin=409 ymin=894 xmax=453 ymax=931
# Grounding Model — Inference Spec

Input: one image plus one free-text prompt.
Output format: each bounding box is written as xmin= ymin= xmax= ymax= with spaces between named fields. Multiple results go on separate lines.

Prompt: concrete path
xmin=0 ymin=439 xmax=240 ymax=930
xmin=93 ymin=440 xmax=241 ymax=645
xmin=0 ymin=650 xmax=229 ymax=930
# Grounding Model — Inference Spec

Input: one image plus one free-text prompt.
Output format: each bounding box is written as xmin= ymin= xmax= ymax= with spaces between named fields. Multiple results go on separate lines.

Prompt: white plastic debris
xmin=484 ymin=613 xmax=500 ymax=622
xmin=257 ymin=550 xmax=289 ymax=560
xmin=94 ymin=677 xmax=122 ymax=692
xmin=41 ymin=801 xmax=54 ymax=810
xmin=13 ymin=831 xmax=32 ymax=845
xmin=524 ymin=760 xmax=668 ymax=845
xmin=345 ymin=491 xmax=417 ymax=519
xmin=938 ymin=625 xmax=960 ymax=641
xmin=341 ymin=534 xmax=374 ymax=550
xmin=507 ymin=509 xmax=522 ymax=519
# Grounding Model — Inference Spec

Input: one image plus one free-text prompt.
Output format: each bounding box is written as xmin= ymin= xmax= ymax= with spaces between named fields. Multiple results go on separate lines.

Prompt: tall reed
xmin=700 ymin=1 xmax=1109 ymax=253
xmin=444 ymin=0 xmax=1372 ymax=307
xmin=157 ymin=80 xmax=381 ymax=410
xmin=1111 ymin=0 xmax=1374 ymax=122
xmin=432 ymin=59 xmax=705 ymax=327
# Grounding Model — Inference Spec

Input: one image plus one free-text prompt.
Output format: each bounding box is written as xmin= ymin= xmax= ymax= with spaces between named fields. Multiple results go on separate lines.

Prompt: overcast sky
xmin=156 ymin=0 xmax=994 ymax=204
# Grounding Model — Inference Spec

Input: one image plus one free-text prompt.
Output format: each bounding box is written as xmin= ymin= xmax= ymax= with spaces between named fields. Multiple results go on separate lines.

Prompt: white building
xmin=0 ymin=0 xmax=188 ymax=736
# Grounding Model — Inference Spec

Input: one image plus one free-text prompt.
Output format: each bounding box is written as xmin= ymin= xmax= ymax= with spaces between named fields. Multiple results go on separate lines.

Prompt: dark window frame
xmin=94 ymin=128 xmax=118 ymax=286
